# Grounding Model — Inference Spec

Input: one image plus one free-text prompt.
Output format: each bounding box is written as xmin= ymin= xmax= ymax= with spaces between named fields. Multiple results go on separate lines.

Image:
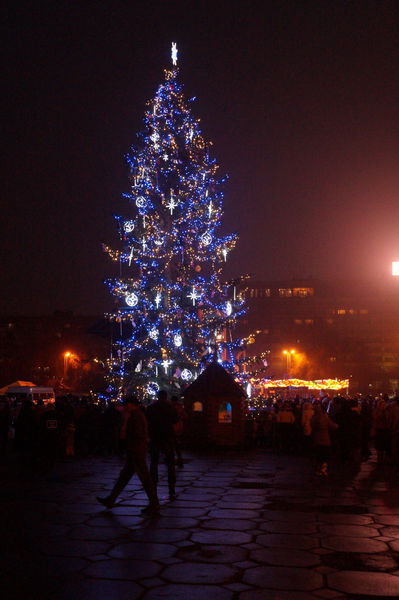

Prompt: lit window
xmin=305 ymin=319 xmax=314 ymax=325
xmin=330 ymin=356 xmax=337 ymax=362
xmin=218 ymin=401 xmax=232 ymax=423
xmin=337 ymin=309 xmax=346 ymax=315
xmin=193 ymin=401 xmax=203 ymax=412
xmin=348 ymin=309 xmax=356 ymax=315
xmin=279 ymin=288 xmax=292 ymax=297
xmin=264 ymin=288 xmax=271 ymax=297
xmin=294 ymin=319 xmax=303 ymax=325
xmin=293 ymin=288 xmax=314 ymax=297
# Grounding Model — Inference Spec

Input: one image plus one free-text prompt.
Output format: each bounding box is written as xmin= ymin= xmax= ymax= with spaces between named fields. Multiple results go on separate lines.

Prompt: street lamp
xmin=63 ymin=351 xmax=72 ymax=378
xmin=392 ymin=261 xmax=399 ymax=276
xmin=282 ymin=349 xmax=296 ymax=377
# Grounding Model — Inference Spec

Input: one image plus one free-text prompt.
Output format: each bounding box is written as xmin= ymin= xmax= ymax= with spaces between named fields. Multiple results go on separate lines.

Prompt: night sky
xmin=2 ymin=0 xmax=399 ymax=315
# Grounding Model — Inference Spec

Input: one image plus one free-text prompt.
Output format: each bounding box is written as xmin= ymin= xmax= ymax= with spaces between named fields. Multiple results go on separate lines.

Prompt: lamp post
xmin=282 ymin=349 xmax=296 ymax=377
xmin=63 ymin=351 xmax=71 ymax=378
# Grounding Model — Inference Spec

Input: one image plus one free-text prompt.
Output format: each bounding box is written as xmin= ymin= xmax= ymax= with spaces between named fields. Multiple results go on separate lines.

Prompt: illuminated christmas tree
xmin=104 ymin=44 xmax=251 ymax=400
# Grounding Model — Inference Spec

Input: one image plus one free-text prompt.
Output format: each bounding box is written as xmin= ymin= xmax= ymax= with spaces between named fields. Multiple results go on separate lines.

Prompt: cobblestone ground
xmin=1 ymin=450 xmax=399 ymax=599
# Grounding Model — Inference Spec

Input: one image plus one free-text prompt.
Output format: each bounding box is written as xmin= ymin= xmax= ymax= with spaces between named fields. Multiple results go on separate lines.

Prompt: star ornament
xmin=150 ymin=132 xmax=160 ymax=148
xmin=162 ymin=359 xmax=173 ymax=373
xmin=187 ymin=287 xmax=200 ymax=306
xmin=171 ymin=42 xmax=178 ymax=66
xmin=155 ymin=292 xmax=162 ymax=308
xmin=166 ymin=197 xmax=178 ymax=214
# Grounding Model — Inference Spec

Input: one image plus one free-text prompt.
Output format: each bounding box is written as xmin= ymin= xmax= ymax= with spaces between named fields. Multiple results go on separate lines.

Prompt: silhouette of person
xmin=97 ymin=395 xmax=159 ymax=514
xmin=146 ymin=389 xmax=178 ymax=499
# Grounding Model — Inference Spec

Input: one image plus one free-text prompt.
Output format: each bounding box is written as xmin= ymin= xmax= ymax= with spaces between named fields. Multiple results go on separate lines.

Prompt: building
xmin=0 ymin=312 xmax=108 ymax=392
xmin=239 ymin=277 xmax=399 ymax=394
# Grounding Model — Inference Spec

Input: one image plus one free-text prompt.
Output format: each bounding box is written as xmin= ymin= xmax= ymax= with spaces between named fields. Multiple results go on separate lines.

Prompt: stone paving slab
xmin=50 ymin=579 xmax=143 ymax=600
xmin=2 ymin=449 xmax=399 ymax=599
xmin=322 ymin=535 xmax=388 ymax=553
xmin=142 ymin=584 xmax=233 ymax=599
xmin=240 ymin=592 xmax=321 ymax=600
xmin=176 ymin=543 xmax=248 ymax=563
xmin=319 ymin=524 xmax=380 ymax=537
xmin=260 ymin=520 xmax=318 ymax=534
xmin=256 ymin=533 xmax=320 ymax=550
xmin=202 ymin=518 xmax=255 ymax=530
xmin=109 ymin=542 xmax=177 ymax=560
xmin=162 ymin=561 xmax=237 ymax=583
xmin=327 ymin=570 xmax=399 ymax=596
xmin=83 ymin=558 xmax=162 ymax=580
xmin=243 ymin=565 xmax=324 ymax=590
xmin=250 ymin=547 xmax=321 ymax=567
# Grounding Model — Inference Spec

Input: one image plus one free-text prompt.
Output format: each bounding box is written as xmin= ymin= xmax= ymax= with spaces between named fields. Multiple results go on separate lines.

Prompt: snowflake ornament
xmin=125 ymin=292 xmax=139 ymax=307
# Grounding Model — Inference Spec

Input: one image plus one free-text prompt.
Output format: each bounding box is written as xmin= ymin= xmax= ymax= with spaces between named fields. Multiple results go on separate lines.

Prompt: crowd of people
xmin=245 ymin=394 xmax=399 ymax=475
xmin=0 ymin=392 xmax=186 ymax=482
xmin=1 ymin=391 xmax=398 ymax=485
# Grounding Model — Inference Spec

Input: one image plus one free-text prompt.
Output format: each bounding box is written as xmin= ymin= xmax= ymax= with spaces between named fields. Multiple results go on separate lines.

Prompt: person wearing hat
xmin=97 ymin=395 xmax=159 ymax=514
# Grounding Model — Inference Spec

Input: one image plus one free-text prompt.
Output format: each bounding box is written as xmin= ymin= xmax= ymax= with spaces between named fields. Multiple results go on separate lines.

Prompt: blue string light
xmin=103 ymin=51 xmax=253 ymax=399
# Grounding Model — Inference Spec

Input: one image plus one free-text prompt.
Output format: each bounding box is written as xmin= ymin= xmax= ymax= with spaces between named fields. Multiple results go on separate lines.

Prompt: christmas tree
xmin=104 ymin=44 xmax=250 ymax=400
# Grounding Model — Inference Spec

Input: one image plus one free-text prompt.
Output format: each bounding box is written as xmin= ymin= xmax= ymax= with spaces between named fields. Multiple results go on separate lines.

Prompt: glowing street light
xmin=282 ymin=349 xmax=296 ymax=376
xmin=63 ymin=351 xmax=72 ymax=377
xmin=63 ymin=351 xmax=79 ymax=379
xmin=392 ymin=261 xmax=399 ymax=276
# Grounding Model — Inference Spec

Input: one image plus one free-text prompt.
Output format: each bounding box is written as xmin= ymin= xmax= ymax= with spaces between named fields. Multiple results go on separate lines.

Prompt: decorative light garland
xmin=104 ymin=44 xmax=255 ymax=400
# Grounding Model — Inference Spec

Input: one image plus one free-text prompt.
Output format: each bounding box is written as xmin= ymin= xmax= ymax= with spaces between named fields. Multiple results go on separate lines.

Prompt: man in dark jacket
xmin=146 ymin=389 xmax=178 ymax=499
xmin=97 ymin=395 xmax=159 ymax=514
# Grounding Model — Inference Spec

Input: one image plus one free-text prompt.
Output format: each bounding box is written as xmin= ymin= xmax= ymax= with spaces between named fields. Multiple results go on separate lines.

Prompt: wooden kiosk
xmin=182 ymin=362 xmax=247 ymax=447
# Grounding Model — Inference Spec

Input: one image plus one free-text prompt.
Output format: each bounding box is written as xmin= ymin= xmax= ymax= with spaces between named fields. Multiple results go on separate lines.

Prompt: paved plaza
xmin=1 ymin=450 xmax=399 ymax=599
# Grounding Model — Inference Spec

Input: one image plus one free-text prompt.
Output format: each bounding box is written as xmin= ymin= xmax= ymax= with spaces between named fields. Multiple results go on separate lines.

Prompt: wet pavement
xmin=1 ymin=450 xmax=399 ymax=599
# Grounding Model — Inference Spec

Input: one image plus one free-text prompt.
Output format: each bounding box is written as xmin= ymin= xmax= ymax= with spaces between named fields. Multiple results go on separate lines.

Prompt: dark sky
xmin=2 ymin=0 xmax=399 ymax=315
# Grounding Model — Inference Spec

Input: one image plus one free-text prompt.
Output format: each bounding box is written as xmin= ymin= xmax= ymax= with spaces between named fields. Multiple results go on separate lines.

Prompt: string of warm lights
xmin=240 ymin=378 xmax=350 ymax=413
xmin=256 ymin=378 xmax=350 ymax=391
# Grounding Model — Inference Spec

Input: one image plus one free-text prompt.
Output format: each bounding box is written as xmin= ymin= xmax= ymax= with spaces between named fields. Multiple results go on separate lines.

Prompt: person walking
xmin=275 ymin=402 xmax=295 ymax=453
xmin=372 ymin=398 xmax=390 ymax=464
xmin=311 ymin=403 xmax=338 ymax=476
xmin=146 ymin=389 xmax=178 ymax=499
xmin=301 ymin=401 xmax=314 ymax=454
xmin=0 ymin=400 xmax=10 ymax=455
xmin=97 ymin=395 xmax=159 ymax=514
xmin=386 ymin=396 xmax=399 ymax=464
